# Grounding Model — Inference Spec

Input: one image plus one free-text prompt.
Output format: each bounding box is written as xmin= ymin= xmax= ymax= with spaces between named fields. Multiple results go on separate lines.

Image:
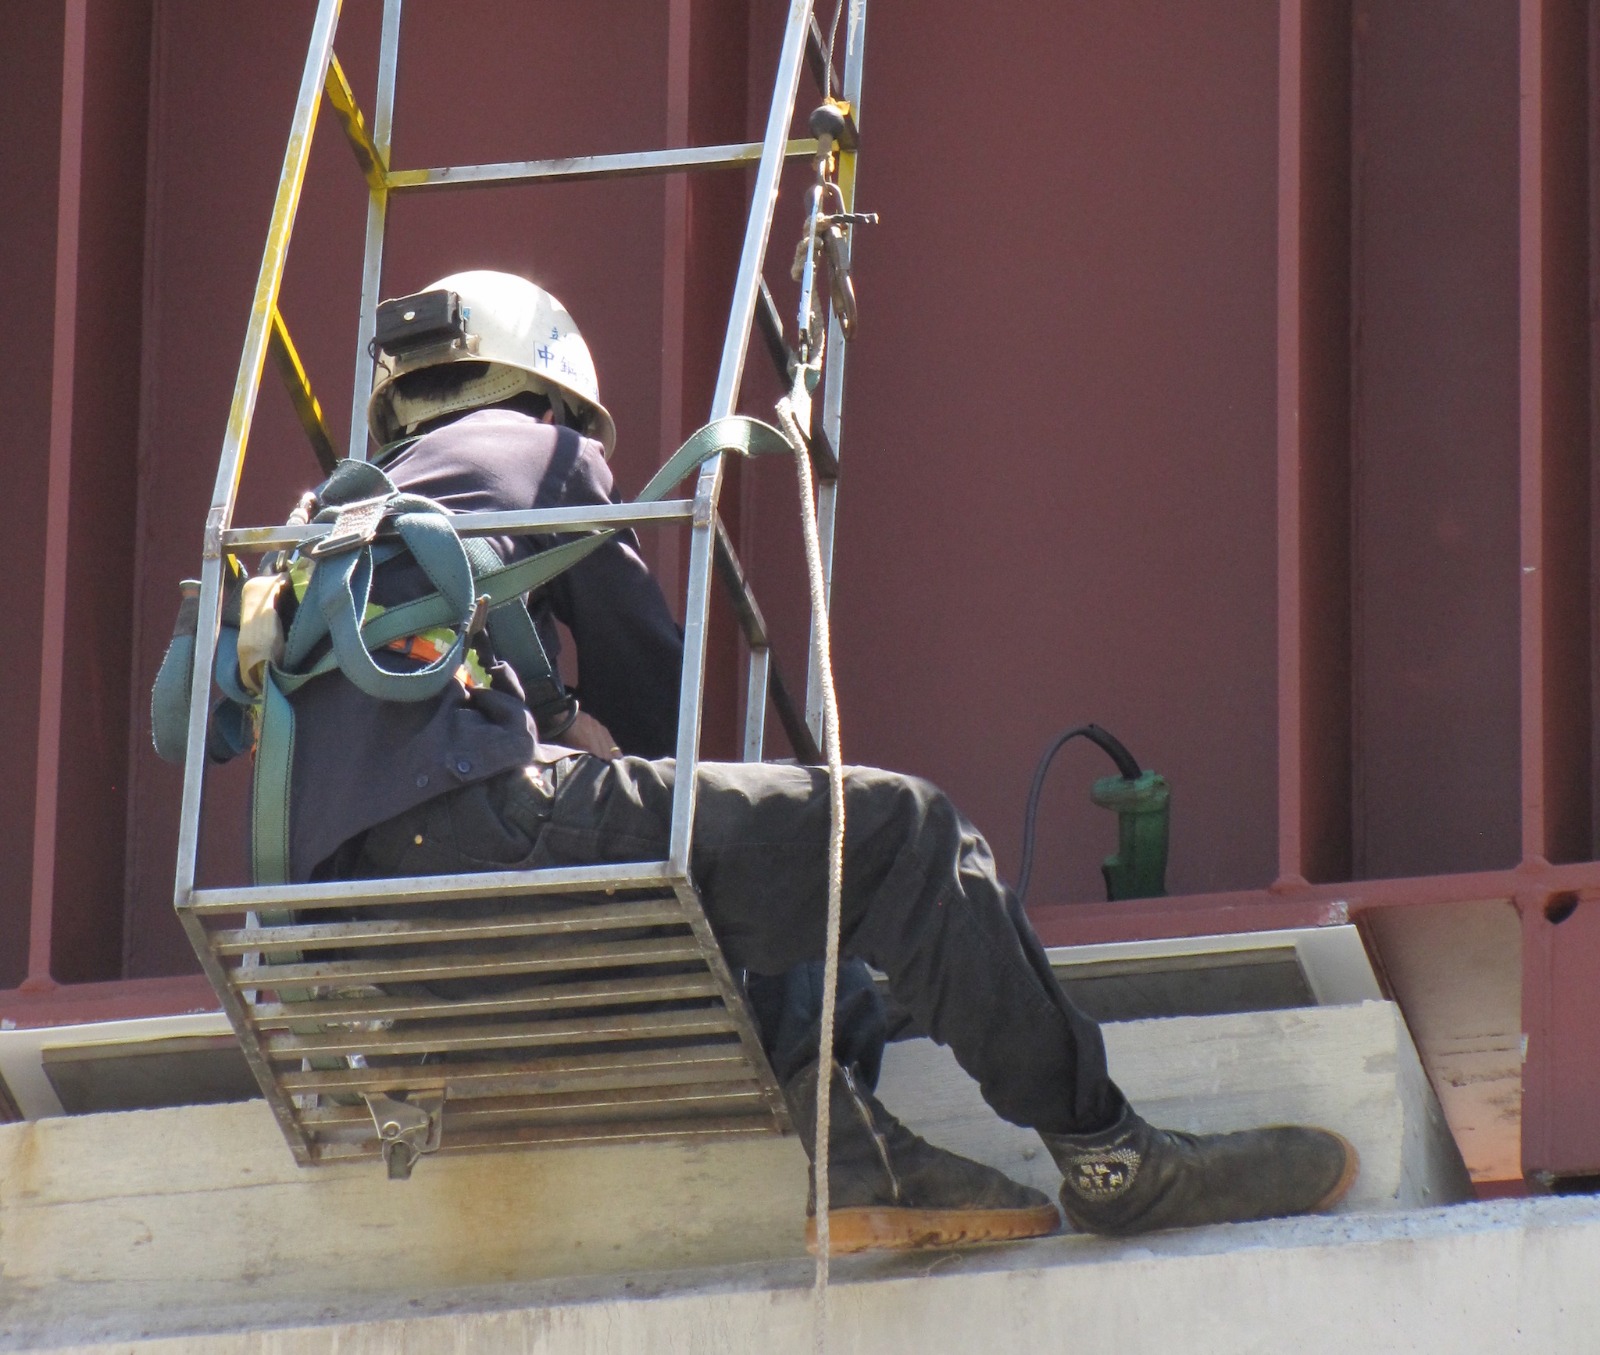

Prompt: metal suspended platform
xmin=172 ymin=0 xmax=869 ymax=1175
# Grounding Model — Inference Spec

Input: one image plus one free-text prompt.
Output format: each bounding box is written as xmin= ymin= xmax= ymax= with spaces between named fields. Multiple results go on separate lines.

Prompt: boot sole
xmin=1314 ymin=1133 xmax=1361 ymax=1211
xmin=805 ymin=1203 xmax=1062 ymax=1255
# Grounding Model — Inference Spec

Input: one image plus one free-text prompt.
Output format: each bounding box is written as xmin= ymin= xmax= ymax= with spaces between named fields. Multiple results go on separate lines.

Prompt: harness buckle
xmin=306 ymin=494 xmax=392 ymax=559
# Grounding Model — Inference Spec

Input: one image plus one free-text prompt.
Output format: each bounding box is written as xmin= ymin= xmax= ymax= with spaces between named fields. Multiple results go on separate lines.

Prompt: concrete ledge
xmin=0 ymin=1000 xmax=1468 ymax=1349
xmin=16 ymin=1197 xmax=1600 ymax=1354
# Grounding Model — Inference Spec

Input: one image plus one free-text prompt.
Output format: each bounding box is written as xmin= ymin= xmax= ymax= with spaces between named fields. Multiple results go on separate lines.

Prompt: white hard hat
xmin=367 ymin=269 xmax=616 ymax=455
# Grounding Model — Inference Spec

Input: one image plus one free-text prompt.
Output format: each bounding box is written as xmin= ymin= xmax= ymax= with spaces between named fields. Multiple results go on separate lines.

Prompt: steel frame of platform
xmin=171 ymin=0 xmax=867 ymax=1168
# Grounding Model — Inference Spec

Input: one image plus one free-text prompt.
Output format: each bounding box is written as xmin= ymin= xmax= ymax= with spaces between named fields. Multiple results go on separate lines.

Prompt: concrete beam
xmin=17 ymin=1198 xmax=1600 ymax=1354
xmin=0 ymin=1000 xmax=1469 ymax=1348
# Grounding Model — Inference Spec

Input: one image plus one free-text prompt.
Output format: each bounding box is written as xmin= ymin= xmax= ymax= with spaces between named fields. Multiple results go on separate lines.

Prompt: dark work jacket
xmin=286 ymin=409 xmax=684 ymax=881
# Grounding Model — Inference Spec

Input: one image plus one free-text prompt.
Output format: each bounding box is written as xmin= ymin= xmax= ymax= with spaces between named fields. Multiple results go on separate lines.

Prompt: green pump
xmin=1089 ymin=766 xmax=1170 ymax=902
xmin=1015 ymin=723 xmax=1171 ymax=904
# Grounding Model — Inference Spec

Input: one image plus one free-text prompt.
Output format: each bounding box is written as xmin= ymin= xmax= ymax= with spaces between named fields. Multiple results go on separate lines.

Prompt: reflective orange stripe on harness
xmin=383 ymin=630 xmax=487 ymax=688
xmin=287 ymin=558 xmax=490 ymax=690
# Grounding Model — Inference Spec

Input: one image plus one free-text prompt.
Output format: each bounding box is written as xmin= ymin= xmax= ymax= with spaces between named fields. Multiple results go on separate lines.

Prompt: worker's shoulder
xmin=413 ymin=408 xmax=566 ymax=474
xmin=394 ymin=409 xmax=610 ymax=507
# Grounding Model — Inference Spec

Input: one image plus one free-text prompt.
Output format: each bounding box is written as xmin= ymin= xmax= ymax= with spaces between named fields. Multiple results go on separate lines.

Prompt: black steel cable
xmin=1015 ymin=723 xmax=1143 ymax=903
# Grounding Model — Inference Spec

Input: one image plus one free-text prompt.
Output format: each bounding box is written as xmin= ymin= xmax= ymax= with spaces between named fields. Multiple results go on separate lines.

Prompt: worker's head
xmin=366 ymin=269 xmax=616 ymax=456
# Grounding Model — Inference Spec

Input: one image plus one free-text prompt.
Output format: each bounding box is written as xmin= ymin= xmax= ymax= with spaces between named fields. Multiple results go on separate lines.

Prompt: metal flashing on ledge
xmin=0 ymin=1011 xmax=237 ymax=1120
xmin=1043 ymin=924 xmax=1381 ymax=1024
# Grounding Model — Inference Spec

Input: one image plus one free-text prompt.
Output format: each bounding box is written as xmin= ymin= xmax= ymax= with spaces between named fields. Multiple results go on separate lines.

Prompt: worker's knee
xmin=843 ymin=766 xmax=966 ymax=866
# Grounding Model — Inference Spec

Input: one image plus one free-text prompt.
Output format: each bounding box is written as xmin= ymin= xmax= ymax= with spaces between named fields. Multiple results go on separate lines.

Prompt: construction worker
xmin=284 ymin=269 xmax=1359 ymax=1250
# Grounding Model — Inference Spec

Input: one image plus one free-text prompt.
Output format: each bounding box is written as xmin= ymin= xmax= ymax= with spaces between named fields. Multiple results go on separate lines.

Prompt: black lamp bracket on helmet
xmin=370 ymin=288 xmax=475 ymax=368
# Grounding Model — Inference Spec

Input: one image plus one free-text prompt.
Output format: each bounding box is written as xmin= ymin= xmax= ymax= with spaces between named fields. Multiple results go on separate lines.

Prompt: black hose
xmin=1015 ymin=723 xmax=1143 ymax=903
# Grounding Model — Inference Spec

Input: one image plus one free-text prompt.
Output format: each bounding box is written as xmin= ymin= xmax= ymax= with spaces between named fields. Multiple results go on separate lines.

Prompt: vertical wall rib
xmin=1518 ymin=0 xmax=1591 ymax=868
xmin=1349 ymin=0 xmax=1522 ymax=879
xmin=1277 ymin=0 xmax=1354 ymax=887
xmin=27 ymin=0 xmax=88 ymax=988
xmin=1516 ymin=0 xmax=1594 ymax=1185
xmin=0 ymin=6 xmax=66 ymax=990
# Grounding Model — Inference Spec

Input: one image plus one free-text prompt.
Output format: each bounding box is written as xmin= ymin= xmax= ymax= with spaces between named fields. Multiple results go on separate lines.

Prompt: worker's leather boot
xmin=1040 ymin=1104 xmax=1359 ymax=1237
xmin=788 ymin=1059 xmax=1061 ymax=1254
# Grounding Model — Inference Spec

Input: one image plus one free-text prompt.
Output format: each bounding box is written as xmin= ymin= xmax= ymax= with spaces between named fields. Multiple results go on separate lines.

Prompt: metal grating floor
xmin=190 ymin=880 xmax=790 ymax=1169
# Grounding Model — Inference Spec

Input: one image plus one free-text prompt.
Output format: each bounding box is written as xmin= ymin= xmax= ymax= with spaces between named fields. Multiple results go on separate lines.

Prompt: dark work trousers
xmin=353 ymin=755 xmax=1126 ymax=1136
xmin=746 ymin=958 xmax=888 ymax=1091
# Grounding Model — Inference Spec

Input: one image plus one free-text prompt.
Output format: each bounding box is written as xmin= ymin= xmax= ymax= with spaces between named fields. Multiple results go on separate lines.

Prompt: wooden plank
xmin=1364 ymin=900 xmax=1523 ymax=1184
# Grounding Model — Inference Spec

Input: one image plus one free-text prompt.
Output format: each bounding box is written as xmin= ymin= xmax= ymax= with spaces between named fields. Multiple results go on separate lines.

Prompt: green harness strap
xmin=460 ymin=534 xmax=575 ymax=737
xmin=248 ymin=414 xmax=794 ymax=888
xmin=352 ymin=416 xmax=794 ymax=658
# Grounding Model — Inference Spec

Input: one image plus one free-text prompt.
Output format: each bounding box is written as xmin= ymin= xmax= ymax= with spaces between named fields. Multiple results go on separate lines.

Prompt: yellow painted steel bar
xmin=267 ymin=306 xmax=340 ymax=474
xmin=322 ymin=52 xmax=386 ymax=192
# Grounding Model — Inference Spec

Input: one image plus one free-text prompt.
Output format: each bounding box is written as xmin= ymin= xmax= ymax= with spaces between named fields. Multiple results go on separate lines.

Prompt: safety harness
xmin=152 ymin=416 xmax=797 ymax=888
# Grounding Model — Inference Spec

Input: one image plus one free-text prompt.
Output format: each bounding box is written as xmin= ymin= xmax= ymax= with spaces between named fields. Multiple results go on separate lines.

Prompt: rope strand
xmin=824 ymin=0 xmax=845 ymax=98
xmin=778 ymin=397 xmax=845 ymax=1355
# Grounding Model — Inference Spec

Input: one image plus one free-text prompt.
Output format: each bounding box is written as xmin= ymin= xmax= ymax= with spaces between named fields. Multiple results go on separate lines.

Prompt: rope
xmin=777 ymin=396 xmax=845 ymax=1354
xmin=786 ymin=17 xmax=855 ymax=1328
xmin=823 ymin=0 xmax=845 ymax=98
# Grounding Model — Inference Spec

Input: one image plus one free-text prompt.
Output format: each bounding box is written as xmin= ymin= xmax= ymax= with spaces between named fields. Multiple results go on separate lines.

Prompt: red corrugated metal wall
xmin=1 ymin=0 xmax=1596 ymax=1186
